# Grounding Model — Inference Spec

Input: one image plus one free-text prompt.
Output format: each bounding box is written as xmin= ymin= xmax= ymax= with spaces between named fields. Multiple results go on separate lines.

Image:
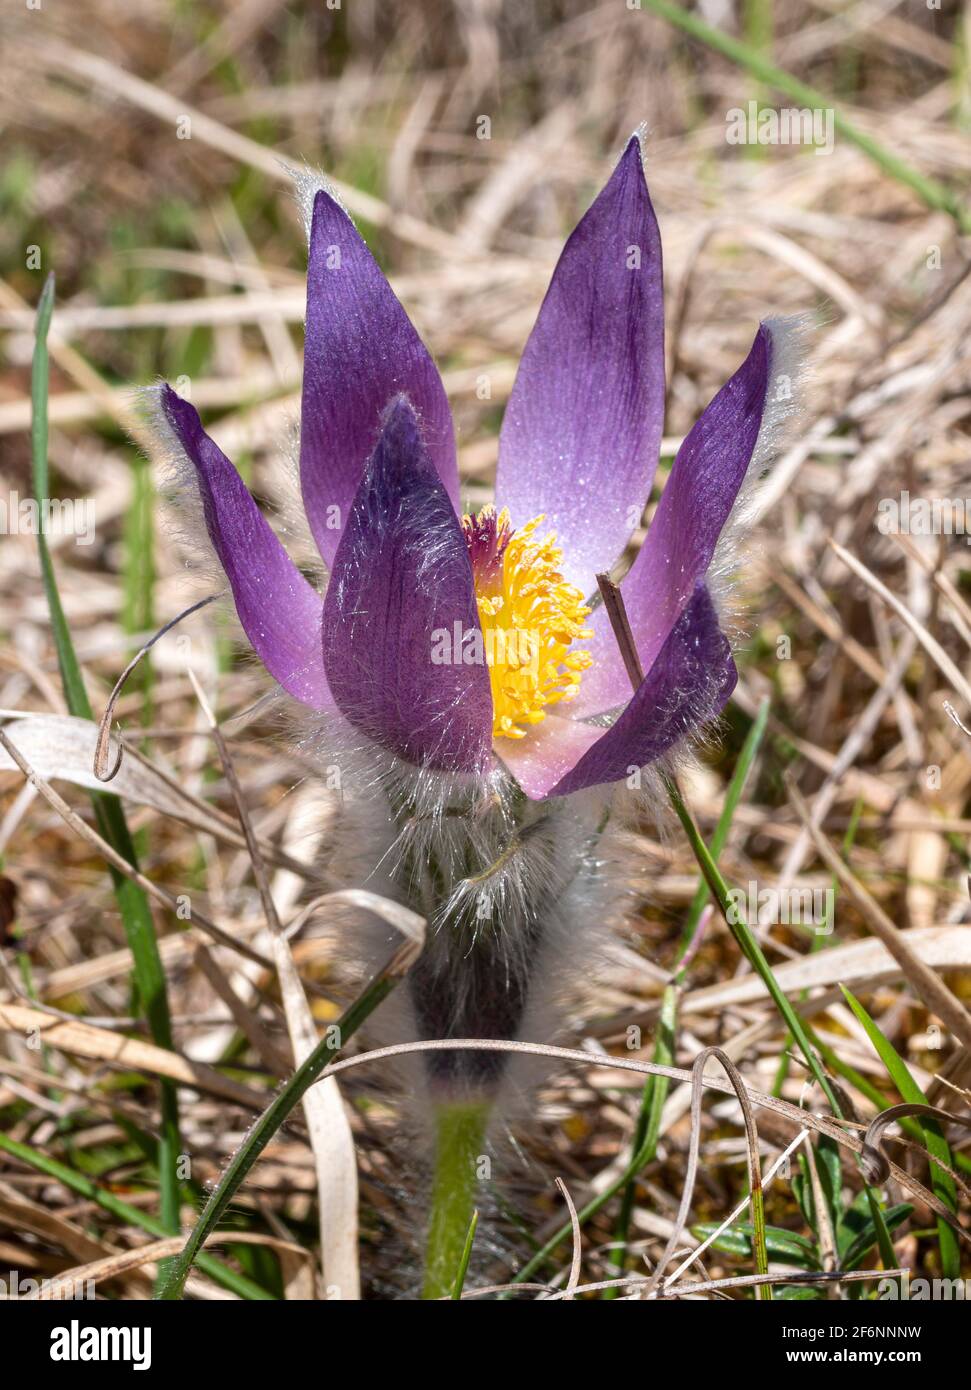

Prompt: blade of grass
xmin=639 ymin=0 xmax=971 ymax=234
xmin=743 ymin=0 xmax=774 ymax=115
xmin=750 ymin=1166 xmax=771 ymax=1298
xmin=773 ymin=798 xmax=861 ymax=1278
xmin=594 ymin=574 xmax=837 ymax=1107
xmin=0 ymin=1131 xmax=270 ymax=1300
xmin=30 ymin=274 xmax=181 ymax=1285
xmin=157 ymin=933 xmax=420 ymax=1299
xmin=664 ymin=775 xmax=902 ymax=1281
xmin=773 ymin=797 xmax=863 ymax=1099
xmin=841 ymin=986 xmax=960 ymax=1280
xmin=692 ymin=1221 xmax=819 ymax=1268
xmin=451 ymin=1209 xmax=479 ymax=1300
xmin=662 ymin=771 xmax=840 ymax=1109
xmin=605 ymin=697 xmax=770 ymax=1296
xmin=121 ymin=453 xmax=155 ymax=736
xmin=807 ymin=1021 xmax=971 ymax=1178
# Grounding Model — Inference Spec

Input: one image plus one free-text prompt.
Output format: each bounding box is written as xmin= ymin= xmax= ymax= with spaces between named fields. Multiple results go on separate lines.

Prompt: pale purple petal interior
xmin=494 ymin=714 xmax=603 ymax=802
xmin=574 ymin=323 xmax=771 ymax=718
xmin=494 ymin=135 xmax=665 ymax=595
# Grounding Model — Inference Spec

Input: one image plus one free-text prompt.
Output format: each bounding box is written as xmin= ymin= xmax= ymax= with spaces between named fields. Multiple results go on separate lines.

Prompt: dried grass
xmin=0 ymin=0 xmax=969 ymax=1300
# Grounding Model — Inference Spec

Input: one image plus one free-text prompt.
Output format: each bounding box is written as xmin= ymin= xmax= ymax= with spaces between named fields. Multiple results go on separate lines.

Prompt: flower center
xmin=461 ymin=505 xmax=593 ymax=740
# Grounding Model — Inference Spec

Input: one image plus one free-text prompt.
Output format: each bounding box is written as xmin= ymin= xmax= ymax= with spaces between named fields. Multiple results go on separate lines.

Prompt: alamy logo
xmin=50 ymin=1320 xmax=151 ymax=1371
xmin=879 ymin=1274 xmax=968 ymax=1300
xmin=431 ymin=621 xmax=540 ymax=678
xmin=877 ymin=491 xmax=971 ymax=543
xmin=0 ymin=491 xmax=96 ymax=545
xmin=727 ymin=881 xmax=834 ymax=933
xmin=0 ymin=1270 xmax=93 ymax=1300
xmin=725 ymin=101 xmax=835 ymax=155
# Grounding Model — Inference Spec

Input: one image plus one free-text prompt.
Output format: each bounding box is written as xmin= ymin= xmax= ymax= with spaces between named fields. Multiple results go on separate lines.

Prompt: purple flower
xmin=156 ymin=135 xmax=791 ymax=801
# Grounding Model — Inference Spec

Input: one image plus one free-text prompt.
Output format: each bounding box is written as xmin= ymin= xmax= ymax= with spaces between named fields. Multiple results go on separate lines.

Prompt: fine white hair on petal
xmin=138 ymin=378 xmax=319 ymax=595
xmin=268 ymin=401 xmax=327 ymax=583
xmin=722 ymin=313 xmax=812 ymax=537
xmin=287 ymin=161 xmax=349 ymax=244
xmin=629 ymin=120 xmax=651 ymax=167
xmin=134 ymin=381 xmax=325 ymax=705
xmin=707 ymin=311 xmax=814 ymax=629
xmin=137 ymin=380 xmax=225 ymax=589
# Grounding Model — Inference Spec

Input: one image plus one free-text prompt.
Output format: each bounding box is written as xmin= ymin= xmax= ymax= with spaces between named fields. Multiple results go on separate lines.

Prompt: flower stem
xmin=422 ymin=1100 xmax=490 ymax=1299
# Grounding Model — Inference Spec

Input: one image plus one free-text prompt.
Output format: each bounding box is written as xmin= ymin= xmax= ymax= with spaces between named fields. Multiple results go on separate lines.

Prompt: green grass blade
xmin=122 ymin=453 xmax=156 ymax=732
xmin=576 ymin=703 xmax=771 ymax=1296
xmin=158 ymin=947 xmax=410 ymax=1299
xmin=743 ymin=0 xmax=774 ymax=116
xmin=639 ymin=0 xmax=971 ymax=234
xmin=774 ymin=798 xmax=863 ymax=1097
xmin=840 ymin=986 xmax=960 ymax=1279
xmin=663 ymin=778 xmax=906 ymax=1281
xmin=662 ymin=772 xmax=841 ymax=1113
xmin=676 ymin=697 xmax=772 ymax=969
xmin=841 ymin=1204 xmax=914 ymax=1271
xmin=451 ymin=1208 xmax=479 ymax=1300
xmin=750 ymin=1182 xmax=771 ymax=1297
xmin=692 ymin=1221 xmax=819 ymax=1268
xmin=30 ymin=275 xmax=181 ymax=1284
xmin=0 ymin=1131 xmax=271 ymax=1300
xmin=808 ymin=1022 xmax=971 ymax=1177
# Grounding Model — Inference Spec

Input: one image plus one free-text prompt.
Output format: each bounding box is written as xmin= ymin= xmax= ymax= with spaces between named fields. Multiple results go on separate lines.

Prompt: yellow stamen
xmin=461 ymin=506 xmax=593 ymax=741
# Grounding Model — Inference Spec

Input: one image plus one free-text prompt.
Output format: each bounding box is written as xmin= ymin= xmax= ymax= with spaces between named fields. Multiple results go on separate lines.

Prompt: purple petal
xmin=494 ymin=135 xmax=665 ymax=594
xmin=574 ymin=323 xmax=771 ymax=718
xmin=300 ymin=189 xmax=458 ymax=567
xmin=546 ymin=584 xmax=736 ymax=798
xmin=321 ymin=396 xmax=492 ymax=773
xmin=159 ymin=386 xmax=331 ymax=709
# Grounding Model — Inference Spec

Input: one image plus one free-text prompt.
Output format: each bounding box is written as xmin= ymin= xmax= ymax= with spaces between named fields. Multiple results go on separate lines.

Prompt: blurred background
xmin=0 ymin=0 xmax=969 ymax=1299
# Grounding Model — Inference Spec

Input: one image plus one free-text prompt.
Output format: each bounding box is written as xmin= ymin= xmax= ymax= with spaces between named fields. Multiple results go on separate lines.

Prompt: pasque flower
xmin=151 ymin=135 xmax=798 ymax=1297
xmin=155 ymin=134 xmax=790 ymax=802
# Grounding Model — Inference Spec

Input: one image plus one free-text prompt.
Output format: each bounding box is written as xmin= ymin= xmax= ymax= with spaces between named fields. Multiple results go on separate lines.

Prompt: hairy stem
xmin=423 ymin=1101 xmax=491 ymax=1299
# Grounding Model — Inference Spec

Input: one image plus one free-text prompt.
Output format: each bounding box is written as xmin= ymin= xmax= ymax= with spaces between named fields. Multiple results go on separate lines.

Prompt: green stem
xmin=422 ymin=1101 xmax=490 ymax=1300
